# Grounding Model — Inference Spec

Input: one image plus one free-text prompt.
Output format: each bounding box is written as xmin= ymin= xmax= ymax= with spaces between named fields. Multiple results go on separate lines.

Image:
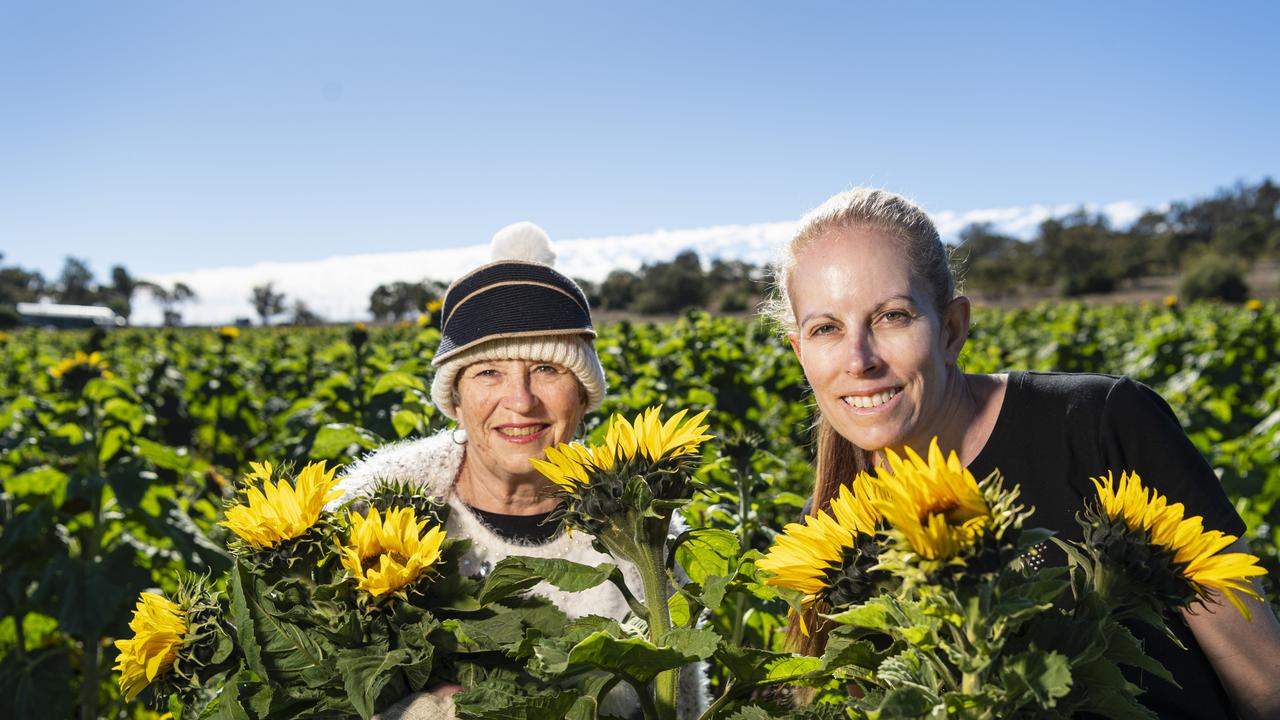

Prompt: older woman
xmin=768 ymin=188 xmax=1280 ymax=720
xmin=335 ymin=223 xmax=703 ymax=720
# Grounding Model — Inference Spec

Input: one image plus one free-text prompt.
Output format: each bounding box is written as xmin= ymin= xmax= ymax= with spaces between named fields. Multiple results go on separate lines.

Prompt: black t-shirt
xmin=969 ymin=371 xmax=1245 ymax=720
xmin=463 ymin=504 xmax=561 ymax=544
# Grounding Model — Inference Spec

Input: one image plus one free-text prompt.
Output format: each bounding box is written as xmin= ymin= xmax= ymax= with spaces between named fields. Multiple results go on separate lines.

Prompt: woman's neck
xmin=874 ymin=370 xmax=1006 ymax=468
xmin=454 ymin=454 xmax=560 ymax=516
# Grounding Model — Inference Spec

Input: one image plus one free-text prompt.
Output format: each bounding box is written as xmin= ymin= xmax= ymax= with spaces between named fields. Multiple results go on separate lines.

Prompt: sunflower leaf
xmin=478 ymin=557 xmax=617 ymax=605
xmin=672 ymin=528 xmax=739 ymax=584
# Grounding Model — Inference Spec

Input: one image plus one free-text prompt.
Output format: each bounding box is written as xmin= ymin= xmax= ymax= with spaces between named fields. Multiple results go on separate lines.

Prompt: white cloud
xmin=130 ymin=201 xmax=1145 ymax=326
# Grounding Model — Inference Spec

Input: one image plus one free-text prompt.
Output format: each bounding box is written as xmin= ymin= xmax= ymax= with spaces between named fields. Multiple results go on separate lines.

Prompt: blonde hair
xmin=768 ymin=187 xmax=959 ymax=657
xmin=764 ymin=187 xmax=956 ymax=333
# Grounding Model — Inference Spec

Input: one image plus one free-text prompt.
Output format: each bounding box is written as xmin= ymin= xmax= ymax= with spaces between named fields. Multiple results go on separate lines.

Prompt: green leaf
xmin=479 ymin=557 xmax=617 ymax=605
xmin=98 ymin=426 xmax=130 ymax=464
xmin=336 ymin=647 xmax=413 ymax=719
xmin=1000 ymin=647 xmax=1072 ymax=707
xmin=103 ymin=397 xmax=146 ymax=432
xmin=3 ymin=467 xmax=68 ymax=505
xmin=673 ymin=528 xmax=739 ymax=584
xmin=135 ymin=437 xmax=196 ymax=472
xmin=700 ymin=573 xmax=732 ymax=610
xmin=370 ymin=371 xmax=427 ymax=397
xmin=660 ymin=627 xmax=720 ymax=661
xmin=1103 ymin=621 xmax=1177 ymax=685
xmin=826 ymin=598 xmax=892 ymax=631
xmin=876 ymin=685 xmax=937 ymax=718
xmin=311 ymin=423 xmax=382 ymax=461
xmin=227 ymin=563 xmax=333 ymax=685
xmin=391 ymin=409 xmax=423 ymax=438
xmin=546 ymin=630 xmax=699 ymax=683
xmin=668 ymin=588 xmax=694 ymax=627
xmin=0 ymin=646 xmax=73 ymax=720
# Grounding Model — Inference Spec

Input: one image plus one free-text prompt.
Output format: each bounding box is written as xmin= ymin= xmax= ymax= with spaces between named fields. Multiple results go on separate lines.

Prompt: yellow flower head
xmin=220 ymin=461 xmax=342 ymax=548
xmin=113 ymin=592 xmax=187 ymax=702
xmin=426 ymin=298 xmax=444 ymax=313
xmin=49 ymin=351 xmax=112 ymax=380
xmin=1163 ymin=294 xmax=1179 ymax=308
xmin=758 ymin=482 xmax=880 ymax=598
xmin=218 ymin=326 xmax=240 ymax=340
xmin=339 ymin=506 xmax=447 ymax=597
xmin=416 ymin=313 xmax=431 ymax=327
xmin=869 ymin=438 xmax=990 ymax=561
xmin=529 ymin=406 xmax=713 ymax=491
xmin=1092 ymin=471 xmax=1266 ymax=618
xmin=1245 ymin=299 xmax=1263 ymax=312
xmin=0 ymin=330 xmax=11 ymax=344
xmin=353 ymin=321 xmax=367 ymax=331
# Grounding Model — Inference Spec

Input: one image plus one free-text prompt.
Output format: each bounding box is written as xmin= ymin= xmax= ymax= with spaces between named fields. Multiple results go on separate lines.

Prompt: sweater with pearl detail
xmin=332 ymin=430 xmax=707 ymax=720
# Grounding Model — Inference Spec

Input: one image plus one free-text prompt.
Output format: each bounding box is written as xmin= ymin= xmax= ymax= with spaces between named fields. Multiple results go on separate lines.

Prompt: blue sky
xmin=2 ymin=1 xmax=1277 ymax=281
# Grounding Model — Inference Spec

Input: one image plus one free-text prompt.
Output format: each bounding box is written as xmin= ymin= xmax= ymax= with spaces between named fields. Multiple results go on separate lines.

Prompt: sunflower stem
xmin=633 ymin=526 xmax=678 ymax=720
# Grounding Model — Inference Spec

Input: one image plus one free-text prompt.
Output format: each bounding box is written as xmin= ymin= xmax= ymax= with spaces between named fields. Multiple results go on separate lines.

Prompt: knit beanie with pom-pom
xmin=429 ymin=222 xmax=606 ymax=421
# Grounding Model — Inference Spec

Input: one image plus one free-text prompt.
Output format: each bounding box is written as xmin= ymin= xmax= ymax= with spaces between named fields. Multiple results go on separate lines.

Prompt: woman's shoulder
xmin=1008 ymin=371 xmax=1138 ymax=412
xmin=330 ymin=430 xmax=464 ymax=506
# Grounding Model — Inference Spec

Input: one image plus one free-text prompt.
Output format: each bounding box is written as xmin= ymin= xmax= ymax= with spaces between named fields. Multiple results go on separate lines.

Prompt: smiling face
xmin=787 ymin=226 xmax=968 ymax=456
xmin=455 ymin=359 xmax=588 ymax=484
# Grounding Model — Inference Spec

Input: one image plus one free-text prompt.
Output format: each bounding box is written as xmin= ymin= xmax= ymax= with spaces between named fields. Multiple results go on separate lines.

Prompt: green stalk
xmin=633 ymin=520 xmax=678 ymax=720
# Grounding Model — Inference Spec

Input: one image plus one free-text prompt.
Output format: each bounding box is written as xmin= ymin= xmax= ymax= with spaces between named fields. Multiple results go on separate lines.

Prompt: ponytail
xmin=785 ymin=415 xmax=873 ymax=657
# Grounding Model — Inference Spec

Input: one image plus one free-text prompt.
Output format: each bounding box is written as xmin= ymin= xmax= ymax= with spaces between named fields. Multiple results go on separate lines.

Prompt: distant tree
xmin=573 ymin=277 xmax=601 ymax=308
xmin=141 ymin=281 xmax=196 ymax=326
xmin=56 ymin=257 xmax=96 ymax=305
xmin=633 ymin=250 xmax=708 ymax=314
xmin=1039 ymin=212 xmax=1117 ymax=296
xmin=102 ymin=265 xmax=138 ymax=320
xmin=289 ymin=300 xmax=325 ymax=326
xmin=598 ymin=269 xmax=639 ymax=310
xmin=368 ymin=280 xmax=447 ymax=322
xmin=251 ymin=283 xmax=287 ymax=326
xmin=955 ymin=223 xmax=1028 ymax=297
xmin=1179 ymin=252 xmax=1249 ymax=303
xmin=0 ymin=254 xmax=46 ymax=306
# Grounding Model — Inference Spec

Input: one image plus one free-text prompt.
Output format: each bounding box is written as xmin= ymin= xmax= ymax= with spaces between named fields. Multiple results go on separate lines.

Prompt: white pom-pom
xmin=490 ymin=221 xmax=556 ymax=266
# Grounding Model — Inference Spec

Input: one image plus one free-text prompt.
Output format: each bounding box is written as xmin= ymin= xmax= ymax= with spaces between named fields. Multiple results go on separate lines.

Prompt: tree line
xmin=4 ymin=179 xmax=1275 ymax=328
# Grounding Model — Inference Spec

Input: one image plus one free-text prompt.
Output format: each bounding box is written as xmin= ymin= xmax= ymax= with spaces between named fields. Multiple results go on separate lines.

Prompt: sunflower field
xmin=2 ymin=301 xmax=1280 ymax=719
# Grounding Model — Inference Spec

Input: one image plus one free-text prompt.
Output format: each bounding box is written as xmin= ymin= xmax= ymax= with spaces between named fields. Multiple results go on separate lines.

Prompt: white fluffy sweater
xmin=333 ymin=431 xmax=707 ymax=720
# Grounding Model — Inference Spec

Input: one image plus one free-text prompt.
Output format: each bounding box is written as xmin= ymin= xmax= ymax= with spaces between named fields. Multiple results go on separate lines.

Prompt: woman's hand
xmin=1183 ymin=539 xmax=1280 ymax=720
xmin=370 ymin=684 xmax=464 ymax=720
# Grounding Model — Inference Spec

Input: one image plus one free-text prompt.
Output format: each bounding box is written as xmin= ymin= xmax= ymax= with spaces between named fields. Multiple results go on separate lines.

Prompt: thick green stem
xmin=633 ymin=533 xmax=678 ymax=720
xmin=13 ymin=610 xmax=27 ymax=662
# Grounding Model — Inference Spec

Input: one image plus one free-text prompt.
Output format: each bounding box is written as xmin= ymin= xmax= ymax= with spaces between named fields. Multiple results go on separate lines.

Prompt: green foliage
xmin=1178 ymin=252 xmax=1249 ymax=302
xmin=5 ymin=302 xmax=1280 ymax=717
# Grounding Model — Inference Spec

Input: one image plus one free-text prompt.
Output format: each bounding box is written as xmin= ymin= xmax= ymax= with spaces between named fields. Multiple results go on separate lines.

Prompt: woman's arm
xmin=1183 ymin=539 xmax=1280 ymax=720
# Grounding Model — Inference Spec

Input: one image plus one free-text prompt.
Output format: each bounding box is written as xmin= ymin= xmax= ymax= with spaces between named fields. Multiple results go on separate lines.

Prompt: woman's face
xmin=455 ymin=359 xmax=587 ymax=482
xmin=787 ymin=226 xmax=967 ymax=455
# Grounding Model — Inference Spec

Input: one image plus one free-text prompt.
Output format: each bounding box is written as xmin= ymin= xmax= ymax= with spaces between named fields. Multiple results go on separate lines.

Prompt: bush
xmin=1179 ymin=253 xmax=1249 ymax=302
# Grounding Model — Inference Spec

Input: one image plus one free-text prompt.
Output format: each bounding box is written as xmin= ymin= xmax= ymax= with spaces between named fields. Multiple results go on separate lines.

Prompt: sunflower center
xmin=360 ymin=551 xmax=410 ymax=572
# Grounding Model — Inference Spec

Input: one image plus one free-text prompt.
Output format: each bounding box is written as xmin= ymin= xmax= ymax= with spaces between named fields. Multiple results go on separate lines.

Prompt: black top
xmin=463 ymin=503 xmax=561 ymax=544
xmin=970 ymin=371 xmax=1245 ymax=720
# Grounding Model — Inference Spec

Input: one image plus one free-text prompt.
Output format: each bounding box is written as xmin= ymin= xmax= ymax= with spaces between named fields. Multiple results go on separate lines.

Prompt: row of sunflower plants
xmin=3 ymin=299 xmax=1279 ymax=717
xmin=115 ymin=406 xmax=1270 ymax=718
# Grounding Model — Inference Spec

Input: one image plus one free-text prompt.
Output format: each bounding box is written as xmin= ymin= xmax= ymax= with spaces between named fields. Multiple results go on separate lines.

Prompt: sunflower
xmin=114 ymin=592 xmax=188 ymax=702
xmin=339 ymin=506 xmax=447 ymax=597
xmin=49 ymin=350 xmax=113 ymax=380
xmin=1245 ymin=298 xmax=1263 ymax=312
xmin=530 ymin=407 xmax=713 ymax=491
xmin=220 ymin=461 xmax=342 ymax=548
xmin=757 ymin=481 xmax=882 ymax=622
xmin=869 ymin=439 xmax=990 ymax=561
xmin=217 ymin=326 xmax=240 ymax=341
xmin=1090 ymin=471 xmax=1266 ymax=619
xmin=529 ymin=441 xmax=599 ymax=491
